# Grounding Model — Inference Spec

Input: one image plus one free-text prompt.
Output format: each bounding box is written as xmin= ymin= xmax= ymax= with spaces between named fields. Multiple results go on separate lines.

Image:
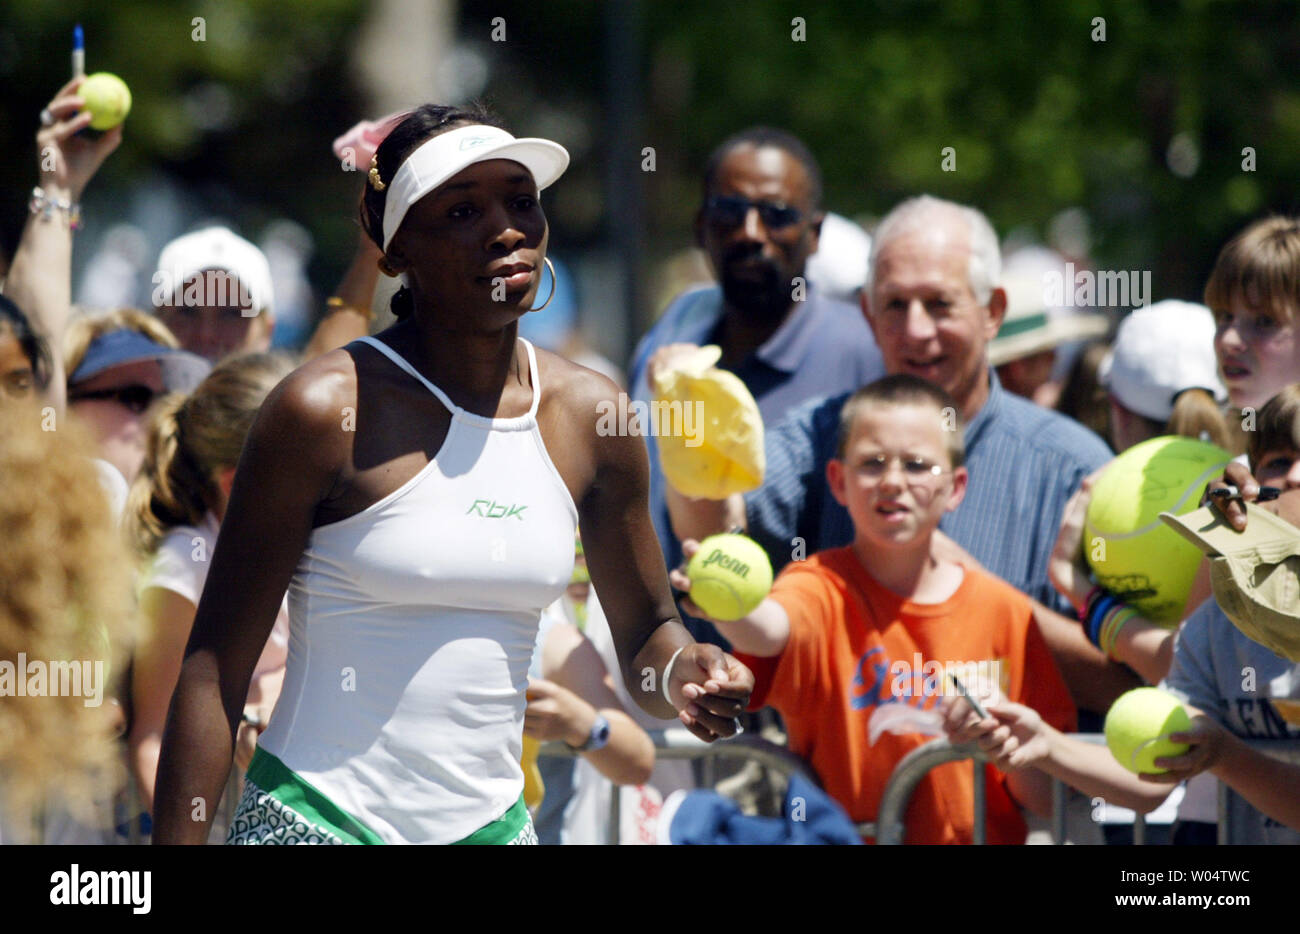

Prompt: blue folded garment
xmin=666 ymin=774 xmax=862 ymax=845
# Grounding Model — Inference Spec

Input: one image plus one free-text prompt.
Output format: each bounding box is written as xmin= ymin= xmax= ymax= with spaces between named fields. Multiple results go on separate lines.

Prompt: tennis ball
xmin=687 ymin=533 xmax=773 ymax=621
xmin=1104 ymin=687 xmax=1192 ymax=774
xmin=79 ymin=72 xmax=132 ymax=131
xmin=1084 ymin=436 xmax=1232 ymax=623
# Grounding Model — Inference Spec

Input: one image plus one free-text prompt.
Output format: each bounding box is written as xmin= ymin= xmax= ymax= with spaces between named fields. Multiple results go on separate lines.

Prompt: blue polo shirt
xmin=744 ymin=369 xmax=1113 ymax=616
xmin=629 ymin=283 xmax=885 ymax=573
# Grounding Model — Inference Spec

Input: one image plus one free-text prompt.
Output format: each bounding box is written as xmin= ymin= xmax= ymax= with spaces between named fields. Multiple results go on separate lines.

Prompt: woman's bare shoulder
xmin=253 ymin=348 xmax=361 ymax=459
xmin=532 ymin=345 xmax=623 ymax=421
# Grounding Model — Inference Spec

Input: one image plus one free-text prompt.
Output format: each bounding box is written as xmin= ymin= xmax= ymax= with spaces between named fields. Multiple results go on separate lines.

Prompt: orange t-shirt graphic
xmin=734 ymin=547 xmax=1076 ymax=845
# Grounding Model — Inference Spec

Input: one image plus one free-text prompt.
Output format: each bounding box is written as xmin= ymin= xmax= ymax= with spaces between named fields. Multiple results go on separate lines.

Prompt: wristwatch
xmin=569 ymin=713 xmax=611 ymax=752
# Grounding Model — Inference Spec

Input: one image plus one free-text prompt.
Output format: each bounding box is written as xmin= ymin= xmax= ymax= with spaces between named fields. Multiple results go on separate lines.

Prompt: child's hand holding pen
xmin=940 ymin=676 xmax=1051 ymax=772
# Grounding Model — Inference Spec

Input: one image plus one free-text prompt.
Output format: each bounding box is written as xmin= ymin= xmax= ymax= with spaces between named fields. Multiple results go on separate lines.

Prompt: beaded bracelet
xmin=29 ymin=186 xmax=81 ymax=230
xmin=1099 ymin=605 xmax=1139 ymax=659
xmin=1085 ymin=592 xmax=1119 ymax=647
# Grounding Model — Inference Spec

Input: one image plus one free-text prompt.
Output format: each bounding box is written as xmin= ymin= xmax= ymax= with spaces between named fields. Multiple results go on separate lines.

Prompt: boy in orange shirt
xmin=673 ymin=374 xmax=1077 ymax=843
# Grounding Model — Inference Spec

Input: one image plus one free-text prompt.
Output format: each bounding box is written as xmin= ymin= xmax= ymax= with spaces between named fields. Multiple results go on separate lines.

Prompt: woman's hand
xmin=667 ymin=643 xmax=754 ymax=742
xmin=37 ymin=78 xmax=122 ymax=201
xmin=523 ymin=677 xmax=597 ymax=747
xmin=1050 ymin=470 xmax=1103 ymax=614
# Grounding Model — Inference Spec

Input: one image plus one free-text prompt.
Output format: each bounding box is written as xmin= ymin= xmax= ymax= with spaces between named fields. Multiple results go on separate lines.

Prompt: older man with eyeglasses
xmin=667 ymin=195 xmax=1140 ymax=721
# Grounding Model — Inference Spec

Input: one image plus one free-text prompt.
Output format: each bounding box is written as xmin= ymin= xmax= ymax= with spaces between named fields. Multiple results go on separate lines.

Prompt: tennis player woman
xmin=152 ymin=104 xmax=753 ymax=845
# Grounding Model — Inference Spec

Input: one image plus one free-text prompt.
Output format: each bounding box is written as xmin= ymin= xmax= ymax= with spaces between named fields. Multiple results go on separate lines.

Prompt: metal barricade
xmin=541 ymin=727 xmax=819 ymax=845
xmin=876 ymin=734 xmax=1300 ymax=845
xmin=876 ymin=734 xmax=1151 ymax=844
xmin=544 ymin=731 xmax=1270 ymax=845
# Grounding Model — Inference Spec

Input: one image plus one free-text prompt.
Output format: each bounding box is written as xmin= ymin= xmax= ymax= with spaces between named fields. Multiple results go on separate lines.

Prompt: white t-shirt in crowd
xmin=141 ymin=511 xmax=289 ymax=679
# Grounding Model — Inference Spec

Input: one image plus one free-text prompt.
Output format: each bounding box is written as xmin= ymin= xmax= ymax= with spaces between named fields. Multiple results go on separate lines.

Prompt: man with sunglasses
xmin=629 ymin=127 xmax=884 ymax=645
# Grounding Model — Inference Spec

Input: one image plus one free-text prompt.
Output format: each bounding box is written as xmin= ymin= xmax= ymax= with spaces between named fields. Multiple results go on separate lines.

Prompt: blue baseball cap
xmin=70 ymin=328 xmax=211 ymax=392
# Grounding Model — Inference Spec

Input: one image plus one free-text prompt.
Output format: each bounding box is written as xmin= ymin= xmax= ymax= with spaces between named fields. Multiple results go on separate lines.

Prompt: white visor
xmin=381 ymin=124 xmax=570 ymax=252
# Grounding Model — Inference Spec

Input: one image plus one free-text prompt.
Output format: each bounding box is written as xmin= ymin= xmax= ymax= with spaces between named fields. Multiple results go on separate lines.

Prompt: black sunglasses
xmin=69 ymin=384 xmax=158 ymax=414
xmin=704 ymin=195 xmax=803 ymax=231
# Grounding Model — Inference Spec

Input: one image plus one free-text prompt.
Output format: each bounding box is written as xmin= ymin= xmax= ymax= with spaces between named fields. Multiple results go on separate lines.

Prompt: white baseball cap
xmin=155 ymin=226 xmax=275 ymax=314
xmin=1100 ymin=299 xmax=1227 ymax=421
xmin=805 ymin=212 xmax=871 ymax=301
xmin=380 ymin=124 xmax=569 ymax=252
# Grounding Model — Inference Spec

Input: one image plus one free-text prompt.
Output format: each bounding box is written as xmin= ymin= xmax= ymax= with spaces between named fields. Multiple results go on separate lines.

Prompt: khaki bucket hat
xmin=1160 ymin=503 xmax=1300 ymax=662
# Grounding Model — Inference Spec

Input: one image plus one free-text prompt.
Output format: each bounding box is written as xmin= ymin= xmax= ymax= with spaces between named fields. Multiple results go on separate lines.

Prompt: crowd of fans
xmin=1 ymin=78 xmax=1298 ymax=845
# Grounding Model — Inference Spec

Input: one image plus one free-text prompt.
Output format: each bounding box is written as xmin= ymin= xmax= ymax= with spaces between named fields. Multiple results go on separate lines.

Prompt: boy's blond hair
xmin=1204 ymin=217 xmax=1300 ymax=322
xmin=835 ymin=374 xmax=966 ymax=467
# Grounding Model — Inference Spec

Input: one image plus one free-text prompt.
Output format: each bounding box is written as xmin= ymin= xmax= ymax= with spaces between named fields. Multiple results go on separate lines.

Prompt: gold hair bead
xmin=368 ymin=154 xmax=386 ymax=191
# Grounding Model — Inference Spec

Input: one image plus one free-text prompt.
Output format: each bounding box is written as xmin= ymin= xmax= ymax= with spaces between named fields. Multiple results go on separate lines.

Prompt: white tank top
xmin=258 ymin=336 xmax=578 ymax=844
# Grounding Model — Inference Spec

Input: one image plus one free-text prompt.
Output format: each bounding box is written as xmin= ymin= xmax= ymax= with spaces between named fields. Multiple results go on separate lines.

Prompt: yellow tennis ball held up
xmin=79 ymin=72 xmax=132 ymax=131
xmin=1104 ymin=687 xmax=1192 ymax=774
xmin=1084 ymin=436 xmax=1232 ymax=623
xmin=687 ymin=533 xmax=773 ymax=621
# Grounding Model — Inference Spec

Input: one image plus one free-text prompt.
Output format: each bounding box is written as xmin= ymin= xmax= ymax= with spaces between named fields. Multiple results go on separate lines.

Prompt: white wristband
xmin=662 ymin=645 xmax=688 ymax=710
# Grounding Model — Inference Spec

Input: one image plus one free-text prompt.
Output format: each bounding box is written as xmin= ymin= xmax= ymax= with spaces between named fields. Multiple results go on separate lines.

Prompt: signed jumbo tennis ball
xmin=1104 ymin=687 xmax=1192 ymax=775
xmin=79 ymin=72 xmax=132 ymax=131
xmin=1084 ymin=436 xmax=1232 ymax=623
xmin=686 ymin=533 xmax=773 ymax=621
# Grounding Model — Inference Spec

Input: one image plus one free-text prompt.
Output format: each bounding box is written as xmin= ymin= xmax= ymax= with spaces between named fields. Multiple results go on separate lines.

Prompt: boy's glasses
xmin=704 ymin=195 xmax=803 ymax=231
xmin=68 ymin=384 xmax=158 ymax=414
xmin=854 ymin=453 xmax=948 ymax=484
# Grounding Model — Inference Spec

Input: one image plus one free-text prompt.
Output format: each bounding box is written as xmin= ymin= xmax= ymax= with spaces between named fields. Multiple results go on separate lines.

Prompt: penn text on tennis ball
xmin=79 ymin=73 xmax=132 ymax=131
xmin=1084 ymin=436 xmax=1232 ymax=623
xmin=1104 ymin=687 xmax=1192 ymax=774
xmin=686 ymin=533 xmax=773 ymax=621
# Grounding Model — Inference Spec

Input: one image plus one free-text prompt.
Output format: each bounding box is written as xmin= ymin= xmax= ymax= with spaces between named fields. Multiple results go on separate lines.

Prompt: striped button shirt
xmin=744 ymin=370 xmax=1113 ymax=614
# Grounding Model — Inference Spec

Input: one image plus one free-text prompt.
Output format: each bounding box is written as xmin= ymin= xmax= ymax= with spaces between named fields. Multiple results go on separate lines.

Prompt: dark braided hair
xmin=360 ymin=103 xmax=510 ymax=319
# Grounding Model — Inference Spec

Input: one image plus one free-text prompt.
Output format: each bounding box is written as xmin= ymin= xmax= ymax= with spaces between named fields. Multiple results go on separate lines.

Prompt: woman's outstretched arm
xmin=562 ymin=368 xmax=754 ymax=741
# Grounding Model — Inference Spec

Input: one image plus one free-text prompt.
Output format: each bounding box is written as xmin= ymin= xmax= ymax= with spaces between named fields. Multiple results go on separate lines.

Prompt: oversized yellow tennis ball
xmin=687 ymin=533 xmax=773 ymax=621
xmin=79 ymin=72 xmax=132 ymax=131
xmin=1104 ymin=687 xmax=1192 ymax=774
xmin=1084 ymin=436 xmax=1232 ymax=623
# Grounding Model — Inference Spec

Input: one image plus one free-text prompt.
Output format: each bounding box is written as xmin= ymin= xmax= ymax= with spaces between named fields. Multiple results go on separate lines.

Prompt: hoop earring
xmin=527 ymin=257 xmax=557 ymax=312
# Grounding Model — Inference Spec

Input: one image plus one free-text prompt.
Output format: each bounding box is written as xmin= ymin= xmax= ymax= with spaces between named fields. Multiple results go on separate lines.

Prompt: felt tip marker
xmin=949 ymin=673 xmax=990 ymax=720
xmin=73 ymin=25 xmax=84 ymax=79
